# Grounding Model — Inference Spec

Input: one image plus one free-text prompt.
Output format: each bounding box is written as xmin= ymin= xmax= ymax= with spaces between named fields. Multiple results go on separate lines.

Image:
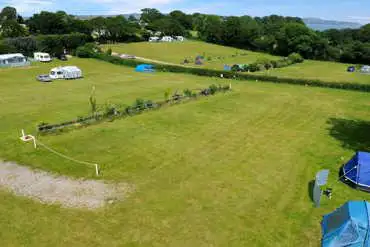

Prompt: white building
xmin=34 ymin=52 xmax=52 ymax=62
xmin=0 ymin=53 xmax=30 ymax=68
xmin=50 ymin=66 xmax=82 ymax=80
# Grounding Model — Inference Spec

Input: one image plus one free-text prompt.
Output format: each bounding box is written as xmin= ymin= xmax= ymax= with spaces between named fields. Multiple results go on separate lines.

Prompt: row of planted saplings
xmin=37 ymin=84 xmax=232 ymax=133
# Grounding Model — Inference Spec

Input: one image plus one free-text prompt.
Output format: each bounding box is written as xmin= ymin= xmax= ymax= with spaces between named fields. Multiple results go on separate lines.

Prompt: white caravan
xmin=34 ymin=52 xmax=52 ymax=62
xmin=50 ymin=66 xmax=82 ymax=80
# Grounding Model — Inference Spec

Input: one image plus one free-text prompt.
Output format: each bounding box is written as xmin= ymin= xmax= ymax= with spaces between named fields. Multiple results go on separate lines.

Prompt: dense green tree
xmin=0 ymin=20 xmax=27 ymax=38
xmin=0 ymin=6 xmax=17 ymax=21
xmin=359 ymin=24 xmax=370 ymax=43
xmin=0 ymin=7 xmax=27 ymax=38
xmin=140 ymin=8 xmax=164 ymax=24
xmin=198 ymin=15 xmax=223 ymax=43
xmin=150 ymin=17 xmax=186 ymax=36
xmin=169 ymin=10 xmax=192 ymax=29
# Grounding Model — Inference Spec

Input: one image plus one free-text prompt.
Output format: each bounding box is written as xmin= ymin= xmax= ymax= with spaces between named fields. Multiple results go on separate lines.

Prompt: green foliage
xmin=104 ymin=103 xmax=118 ymax=116
xmin=0 ymin=41 xmax=16 ymax=54
xmin=183 ymin=88 xmax=193 ymax=97
xmin=3 ymin=33 xmax=90 ymax=56
xmin=76 ymin=43 xmax=101 ymax=58
xmin=288 ymin=52 xmax=304 ymax=63
xmin=106 ymin=48 xmax=112 ymax=55
xmin=209 ymin=84 xmax=218 ymax=95
xmin=26 ymin=11 xmax=92 ymax=35
xmin=164 ymin=88 xmax=171 ymax=102
xmin=89 ymin=86 xmax=97 ymax=114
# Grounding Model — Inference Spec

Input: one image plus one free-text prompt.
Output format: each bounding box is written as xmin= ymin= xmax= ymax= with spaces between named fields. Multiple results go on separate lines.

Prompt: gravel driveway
xmin=0 ymin=161 xmax=130 ymax=209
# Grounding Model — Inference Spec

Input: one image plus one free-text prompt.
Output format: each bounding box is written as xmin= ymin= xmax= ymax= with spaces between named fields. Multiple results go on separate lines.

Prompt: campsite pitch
xmin=1 ymin=58 xmax=370 ymax=246
xmin=102 ymin=40 xmax=279 ymax=70
xmin=104 ymin=41 xmax=370 ymax=86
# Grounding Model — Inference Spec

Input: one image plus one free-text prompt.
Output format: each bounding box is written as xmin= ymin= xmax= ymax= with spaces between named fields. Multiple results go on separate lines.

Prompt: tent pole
xmin=338 ymin=166 xmax=357 ymax=181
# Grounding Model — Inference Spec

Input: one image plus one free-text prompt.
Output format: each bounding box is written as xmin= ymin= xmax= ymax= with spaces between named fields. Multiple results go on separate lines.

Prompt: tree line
xmin=0 ymin=6 xmax=369 ymax=64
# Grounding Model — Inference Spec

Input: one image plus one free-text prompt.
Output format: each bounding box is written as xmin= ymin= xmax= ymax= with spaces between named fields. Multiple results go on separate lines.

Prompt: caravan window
xmin=50 ymin=71 xmax=56 ymax=75
xmin=57 ymin=71 xmax=63 ymax=75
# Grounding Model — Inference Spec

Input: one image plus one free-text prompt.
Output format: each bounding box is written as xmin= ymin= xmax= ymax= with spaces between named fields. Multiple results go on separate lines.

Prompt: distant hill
xmin=303 ymin=18 xmax=362 ymax=30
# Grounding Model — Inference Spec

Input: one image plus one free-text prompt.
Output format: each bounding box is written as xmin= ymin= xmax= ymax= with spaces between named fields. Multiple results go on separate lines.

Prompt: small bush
xmin=248 ymin=63 xmax=259 ymax=72
xmin=288 ymin=53 xmax=304 ymax=63
xmin=183 ymin=88 xmax=193 ymax=97
xmin=76 ymin=43 xmax=101 ymax=58
xmin=106 ymin=48 xmax=112 ymax=55
xmin=209 ymin=84 xmax=218 ymax=95
xmin=133 ymin=98 xmax=145 ymax=110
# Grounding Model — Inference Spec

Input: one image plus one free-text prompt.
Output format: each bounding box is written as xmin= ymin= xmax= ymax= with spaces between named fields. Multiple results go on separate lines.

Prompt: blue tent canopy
xmin=322 ymin=201 xmax=370 ymax=247
xmin=343 ymin=152 xmax=370 ymax=190
xmin=135 ymin=64 xmax=155 ymax=73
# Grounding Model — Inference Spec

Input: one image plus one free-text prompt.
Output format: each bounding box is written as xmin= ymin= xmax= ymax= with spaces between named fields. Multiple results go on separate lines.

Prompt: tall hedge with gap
xmin=1 ymin=33 xmax=92 ymax=56
xmin=94 ymin=53 xmax=370 ymax=92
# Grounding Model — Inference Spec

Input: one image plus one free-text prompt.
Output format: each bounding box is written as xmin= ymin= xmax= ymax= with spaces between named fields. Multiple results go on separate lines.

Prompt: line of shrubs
xmin=231 ymin=53 xmax=304 ymax=72
xmin=0 ymin=33 xmax=92 ymax=57
xmin=38 ymin=84 xmax=231 ymax=134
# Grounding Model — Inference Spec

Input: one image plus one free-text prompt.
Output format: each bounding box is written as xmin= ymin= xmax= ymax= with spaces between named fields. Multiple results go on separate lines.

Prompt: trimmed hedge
xmin=94 ymin=53 xmax=370 ymax=93
xmin=38 ymin=84 xmax=231 ymax=134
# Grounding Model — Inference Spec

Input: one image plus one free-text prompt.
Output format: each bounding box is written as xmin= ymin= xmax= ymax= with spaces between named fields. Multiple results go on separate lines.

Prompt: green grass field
xmin=103 ymin=40 xmax=279 ymax=70
xmin=104 ymin=41 xmax=370 ymax=85
xmin=256 ymin=60 xmax=370 ymax=85
xmin=1 ymin=58 xmax=370 ymax=246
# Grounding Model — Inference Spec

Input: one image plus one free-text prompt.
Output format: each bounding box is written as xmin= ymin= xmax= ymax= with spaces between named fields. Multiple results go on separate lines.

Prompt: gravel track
xmin=0 ymin=161 xmax=131 ymax=209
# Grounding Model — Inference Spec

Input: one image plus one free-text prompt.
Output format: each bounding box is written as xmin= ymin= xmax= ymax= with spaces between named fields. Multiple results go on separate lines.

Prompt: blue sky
xmin=2 ymin=0 xmax=370 ymax=24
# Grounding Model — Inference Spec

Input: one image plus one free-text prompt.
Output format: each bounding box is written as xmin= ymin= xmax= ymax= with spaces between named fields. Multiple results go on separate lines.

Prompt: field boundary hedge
xmin=94 ymin=53 xmax=370 ymax=93
xmin=38 ymin=84 xmax=231 ymax=134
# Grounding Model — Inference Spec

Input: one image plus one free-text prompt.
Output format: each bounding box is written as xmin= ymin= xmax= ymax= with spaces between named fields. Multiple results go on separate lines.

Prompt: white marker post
xmin=20 ymin=129 xmax=37 ymax=149
xmin=95 ymin=164 xmax=99 ymax=176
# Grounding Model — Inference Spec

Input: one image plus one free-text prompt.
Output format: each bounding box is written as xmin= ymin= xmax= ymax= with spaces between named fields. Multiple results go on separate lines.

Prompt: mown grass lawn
xmin=102 ymin=40 xmax=279 ymax=70
xmin=104 ymin=41 xmax=370 ymax=85
xmin=1 ymin=58 xmax=370 ymax=246
xmin=256 ymin=60 xmax=370 ymax=85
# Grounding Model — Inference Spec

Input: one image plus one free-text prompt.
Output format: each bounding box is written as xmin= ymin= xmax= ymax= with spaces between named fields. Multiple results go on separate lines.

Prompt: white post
xmin=21 ymin=129 xmax=25 ymax=138
xmin=95 ymin=164 xmax=99 ymax=176
xmin=33 ymin=137 xmax=37 ymax=149
xmin=229 ymin=83 xmax=232 ymax=89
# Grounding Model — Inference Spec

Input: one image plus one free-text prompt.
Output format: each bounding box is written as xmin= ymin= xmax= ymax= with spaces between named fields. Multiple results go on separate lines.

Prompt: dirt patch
xmin=0 ymin=161 xmax=131 ymax=209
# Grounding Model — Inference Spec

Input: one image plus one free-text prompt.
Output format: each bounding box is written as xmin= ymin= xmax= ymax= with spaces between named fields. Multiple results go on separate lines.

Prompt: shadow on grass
xmin=327 ymin=118 xmax=370 ymax=152
xmin=308 ymin=180 xmax=315 ymax=202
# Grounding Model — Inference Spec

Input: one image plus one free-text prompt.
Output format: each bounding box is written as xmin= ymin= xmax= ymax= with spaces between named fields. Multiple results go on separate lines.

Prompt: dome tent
xmin=322 ymin=201 xmax=370 ymax=247
xmin=135 ymin=64 xmax=155 ymax=73
xmin=342 ymin=152 xmax=370 ymax=191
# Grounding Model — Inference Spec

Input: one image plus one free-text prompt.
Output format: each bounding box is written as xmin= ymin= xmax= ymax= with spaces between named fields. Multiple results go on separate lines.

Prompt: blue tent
xmin=343 ymin=152 xmax=370 ymax=191
xmin=135 ymin=64 xmax=155 ymax=73
xmin=347 ymin=66 xmax=355 ymax=72
xmin=322 ymin=201 xmax=370 ymax=247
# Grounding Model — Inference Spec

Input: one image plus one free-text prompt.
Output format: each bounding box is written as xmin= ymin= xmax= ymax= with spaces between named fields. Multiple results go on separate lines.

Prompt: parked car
xmin=58 ymin=54 xmax=68 ymax=61
xmin=120 ymin=54 xmax=136 ymax=59
xmin=37 ymin=74 xmax=52 ymax=83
